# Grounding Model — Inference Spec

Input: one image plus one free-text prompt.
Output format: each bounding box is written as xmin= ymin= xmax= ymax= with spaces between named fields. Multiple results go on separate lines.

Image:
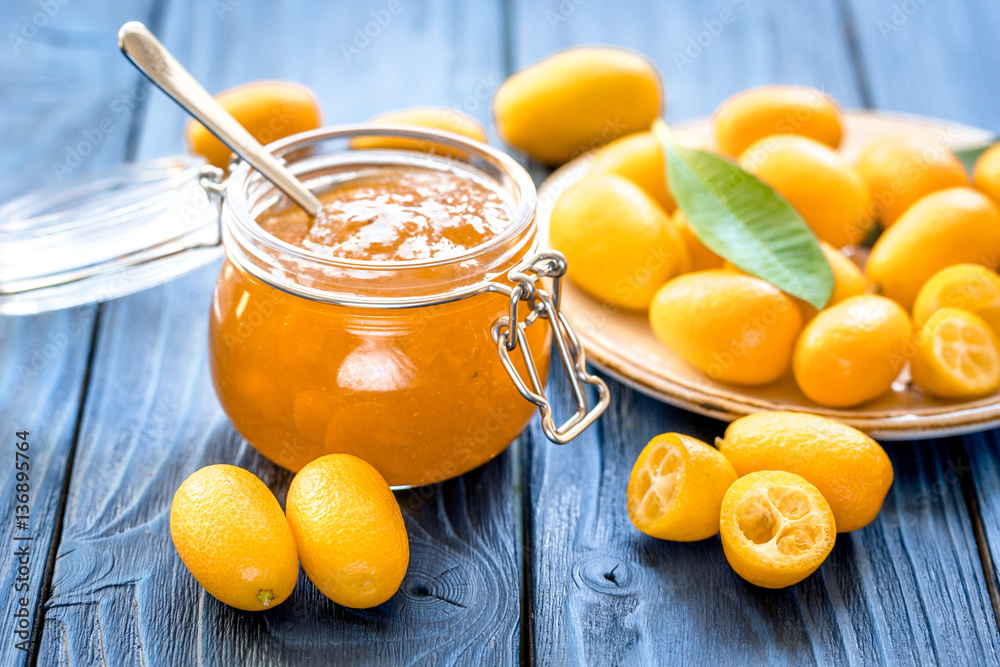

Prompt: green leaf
xmin=652 ymin=120 xmax=834 ymax=311
xmin=955 ymin=140 xmax=997 ymax=172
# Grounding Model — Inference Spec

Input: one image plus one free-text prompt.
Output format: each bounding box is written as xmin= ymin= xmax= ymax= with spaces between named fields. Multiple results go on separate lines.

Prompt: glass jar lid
xmin=0 ymin=156 xmax=223 ymax=315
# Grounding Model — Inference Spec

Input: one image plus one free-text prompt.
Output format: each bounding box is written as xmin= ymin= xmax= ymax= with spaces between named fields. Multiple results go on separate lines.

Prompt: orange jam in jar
xmin=260 ymin=169 xmax=510 ymax=262
xmin=209 ymin=127 xmax=554 ymax=486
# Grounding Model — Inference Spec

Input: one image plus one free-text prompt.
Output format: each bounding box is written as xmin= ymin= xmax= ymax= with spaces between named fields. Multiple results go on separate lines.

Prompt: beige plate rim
xmin=538 ymin=110 xmax=998 ymax=441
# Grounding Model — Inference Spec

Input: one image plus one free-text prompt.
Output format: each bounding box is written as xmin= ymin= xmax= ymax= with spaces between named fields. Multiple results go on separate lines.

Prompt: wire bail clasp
xmin=199 ymin=163 xmax=227 ymax=198
xmin=491 ymin=251 xmax=610 ymax=444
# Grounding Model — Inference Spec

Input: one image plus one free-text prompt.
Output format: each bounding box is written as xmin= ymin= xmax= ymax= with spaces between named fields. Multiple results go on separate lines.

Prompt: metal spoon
xmin=118 ymin=21 xmax=322 ymax=217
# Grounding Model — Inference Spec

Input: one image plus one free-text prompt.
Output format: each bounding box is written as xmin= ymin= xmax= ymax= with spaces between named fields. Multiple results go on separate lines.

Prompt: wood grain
xmin=35 ymin=1 xmax=521 ymax=664
xmin=517 ymin=0 xmax=1000 ymax=663
xmin=0 ymin=2 xmax=157 ymax=665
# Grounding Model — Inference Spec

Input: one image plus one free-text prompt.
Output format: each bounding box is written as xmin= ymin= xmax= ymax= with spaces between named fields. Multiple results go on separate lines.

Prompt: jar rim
xmin=224 ymin=124 xmax=538 ymax=273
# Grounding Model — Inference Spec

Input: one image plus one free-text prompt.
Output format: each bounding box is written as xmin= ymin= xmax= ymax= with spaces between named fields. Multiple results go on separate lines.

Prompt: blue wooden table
xmin=3 ymin=0 xmax=1000 ymax=664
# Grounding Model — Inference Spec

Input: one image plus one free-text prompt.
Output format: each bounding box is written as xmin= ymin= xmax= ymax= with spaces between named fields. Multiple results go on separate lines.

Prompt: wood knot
xmin=572 ymin=553 xmax=632 ymax=595
xmin=401 ymin=544 xmax=475 ymax=618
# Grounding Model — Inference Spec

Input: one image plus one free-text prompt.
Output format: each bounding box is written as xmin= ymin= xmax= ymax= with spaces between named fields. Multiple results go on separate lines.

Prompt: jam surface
xmin=259 ymin=168 xmax=510 ymax=262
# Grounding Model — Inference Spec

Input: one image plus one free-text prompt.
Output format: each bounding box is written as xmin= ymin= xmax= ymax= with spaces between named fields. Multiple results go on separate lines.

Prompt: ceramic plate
xmin=537 ymin=111 xmax=997 ymax=440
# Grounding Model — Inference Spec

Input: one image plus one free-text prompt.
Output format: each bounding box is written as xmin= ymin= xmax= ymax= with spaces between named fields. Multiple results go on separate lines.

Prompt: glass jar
xmin=0 ymin=125 xmax=609 ymax=487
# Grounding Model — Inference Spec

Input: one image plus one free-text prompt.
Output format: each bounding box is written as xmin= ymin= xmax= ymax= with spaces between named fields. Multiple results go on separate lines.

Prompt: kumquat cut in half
xmin=720 ymin=470 xmax=836 ymax=589
xmin=627 ymin=433 xmax=737 ymax=542
xmin=911 ymin=307 xmax=1000 ymax=400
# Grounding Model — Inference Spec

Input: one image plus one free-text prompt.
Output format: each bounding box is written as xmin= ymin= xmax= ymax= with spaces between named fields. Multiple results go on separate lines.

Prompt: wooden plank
xmin=0 ymin=2 xmax=157 ymax=665
xmin=963 ymin=430 xmax=1000 ymax=619
xmin=843 ymin=0 xmax=1000 ymax=626
xmin=0 ymin=309 xmax=95 ymax=666
xmin=37 ymin=0 xmax=521 ymax=664
xmin=515 ymin=0 xmax=1000 ymax=663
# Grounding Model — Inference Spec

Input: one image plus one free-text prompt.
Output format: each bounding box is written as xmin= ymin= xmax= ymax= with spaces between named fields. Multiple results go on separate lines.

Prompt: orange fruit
xmin=351 ymin=107 xmax=488 ymax=155
xmin=720 ymin=470 xmax=836 ymax=588
xmin=170 ymin=465 xmax=299 ymax=611
xmin=186 ymin=81 xmax=322 ymax=170
xmin=493 ymin=47 xmax=661 ymax=165
xmin=549 ymin=174 xmax=687 ymax=310
xmin=913 ymin=264 xmax=1000 ymax=334
xmin=911 ymin=308 xmax=1000 ymax=400
xmin=974 ymin=142 xmax=1000 ymax=204
xmin=740 ymin=134 xmax=872 ymax=247
xmin=672 ymin=210 xmax=724 ymax=271
xmin=866 ymin=187 xmax=1000 ymax=311
xmin=588 ymin=131 xmax=675 ymax=213
xmin=793 ymin=294 xmax=913 ymax=407
xmin=286 ymin=454 xmax=409 ymax=609
xmin=856 ymin=133 xmax=969 ymax=227
xmin=717 ymin=412 xmax=894 ymax=532
xmin=713 ymin=85 xmax=843 ymax=158
xmin=649 ymin=270 xmax=802 ymax=386
xmin=626 ymin=433 xmax=737 ymax=541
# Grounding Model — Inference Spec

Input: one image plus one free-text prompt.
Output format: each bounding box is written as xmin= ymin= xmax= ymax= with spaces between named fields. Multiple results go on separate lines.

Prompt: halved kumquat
xmin=627 ymin=433 xmax=737 ymax=542
xmin=720 ymin=470 xmax=836 ymax=589
xmin=911 ymin=308 xmax=1000 ymax=400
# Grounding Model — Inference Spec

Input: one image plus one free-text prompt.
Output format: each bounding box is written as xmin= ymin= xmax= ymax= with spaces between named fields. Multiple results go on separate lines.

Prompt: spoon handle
xmin=118 ymin=21 xmax=322 ymax=217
